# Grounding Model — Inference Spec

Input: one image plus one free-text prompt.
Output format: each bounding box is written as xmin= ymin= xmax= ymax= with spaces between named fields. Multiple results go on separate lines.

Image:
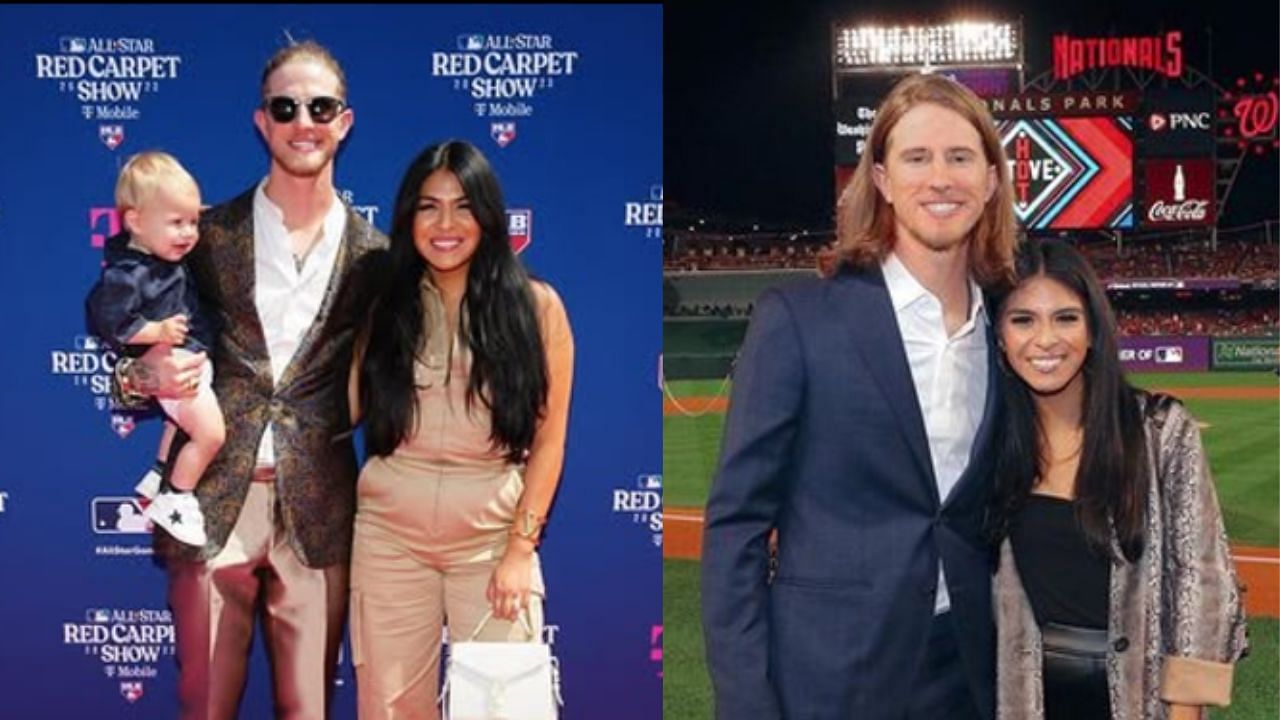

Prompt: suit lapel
xmin=831 ymin=267 xmax=937 ymax=502
xmin=213 ymin=192 xmax=271 ymax=375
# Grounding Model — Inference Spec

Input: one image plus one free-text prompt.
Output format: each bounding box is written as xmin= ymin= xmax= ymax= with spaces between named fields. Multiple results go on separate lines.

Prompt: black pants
xmin=1042 ymin=622 xmax=1111 ymax=720
xmin=905 ymin=612 xmax=984 ymax=720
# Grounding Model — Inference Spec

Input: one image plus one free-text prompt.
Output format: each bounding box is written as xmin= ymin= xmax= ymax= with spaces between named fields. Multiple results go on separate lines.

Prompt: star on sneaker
xmin=144 ymin=490 xmax=207 ymax=546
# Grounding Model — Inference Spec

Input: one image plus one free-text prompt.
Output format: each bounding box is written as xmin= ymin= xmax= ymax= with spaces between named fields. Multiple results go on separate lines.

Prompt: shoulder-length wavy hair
xmin=988 ymin=238 xmax=1148 ymax=562
xmin=835 ymin=73 xmax=1018 ymax=290
xmin=360 ymin=140 xmax=548 ymax=462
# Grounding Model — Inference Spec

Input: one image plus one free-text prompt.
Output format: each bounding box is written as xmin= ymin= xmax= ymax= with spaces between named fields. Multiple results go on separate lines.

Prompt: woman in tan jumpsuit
xmin=348 ymin=140 xmax=574 ymax=719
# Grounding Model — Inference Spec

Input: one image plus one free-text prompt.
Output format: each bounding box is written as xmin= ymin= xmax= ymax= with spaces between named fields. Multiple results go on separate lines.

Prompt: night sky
xmin=666 ymin=0 xmax=1279 ymax=228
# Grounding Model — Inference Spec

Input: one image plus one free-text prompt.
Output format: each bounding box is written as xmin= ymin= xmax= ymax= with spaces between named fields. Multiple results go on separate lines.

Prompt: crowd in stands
xmin=665 ymin=222 xmax=1278 ymax=336
xmin=665 ymin=228 xmax=1280 ymax=284
xmin=666 ymin=303 xmax=753 ymax=318
xmin=1114 ymin=307 xmax=1277 ymax=337
xmin=1086 ymin=238 xmax=1279 ymax=280
xmin=668 ymin=302 xmax=1277 ymax=336
xmin=663 ymin=231 xmax=832 ymax=272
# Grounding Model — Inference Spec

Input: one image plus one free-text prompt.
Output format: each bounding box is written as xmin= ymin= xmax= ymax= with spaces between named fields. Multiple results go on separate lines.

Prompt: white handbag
xmin=440 ymin=609 xmax=563 ymax=720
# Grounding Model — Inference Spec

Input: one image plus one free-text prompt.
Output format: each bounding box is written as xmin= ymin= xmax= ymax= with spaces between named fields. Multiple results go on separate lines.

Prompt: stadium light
xmin=833 ymin=20 xmax=1021 ymax=72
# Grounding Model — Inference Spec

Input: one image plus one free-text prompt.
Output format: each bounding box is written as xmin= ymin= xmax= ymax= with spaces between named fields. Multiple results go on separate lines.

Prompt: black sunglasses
xmin=263 ymin=96 xmax=346 ymax=124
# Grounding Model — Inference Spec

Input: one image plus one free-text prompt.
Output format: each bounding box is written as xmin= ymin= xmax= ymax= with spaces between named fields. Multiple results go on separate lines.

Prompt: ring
xmin=188 ymin=378 xmax=198 ymax=390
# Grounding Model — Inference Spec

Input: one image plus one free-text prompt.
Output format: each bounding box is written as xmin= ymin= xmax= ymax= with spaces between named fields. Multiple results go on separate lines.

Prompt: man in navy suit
xmin=701 ymin=74 xmax=1020 ymax=719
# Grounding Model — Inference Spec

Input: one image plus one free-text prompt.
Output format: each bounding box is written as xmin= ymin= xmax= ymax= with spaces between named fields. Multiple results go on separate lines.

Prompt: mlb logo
xmin=490 ymin=122 xmax=516 ymax=148
xmin=650 ymin=185 xmax=664 ymax=202
xmin=74 ymin=335 xmax=100 ymax=351
xmin=120 ymin=681 xmax=144 ymax=703
xmin=60 ymin=36 xmax=88 ymax=53
xmin=86 ymin=608 xmax=111 ymax=623
xmin=458 ymin=34 xmax=485 ymax=51
xmin=92 ymin=497 xmax=150 ymax=534
xmin=1148 ymin=113 xmax=1167 ymax=132
xmin=506 ymin=209 xmax=531 ymax=254
xmin=111 ymin=413 xmax=136 ymax=438
xmin=100 ymin=124 xmax=125 ymax=150
xmin=637 ymin=474 xmax=663 ymax=490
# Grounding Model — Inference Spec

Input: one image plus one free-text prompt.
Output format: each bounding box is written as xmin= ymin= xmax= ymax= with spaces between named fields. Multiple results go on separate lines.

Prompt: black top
xmin=1009 ymin=494 xmax=1111 ymax=629
xmin=85 ymin=230 xmax=212 ymax=357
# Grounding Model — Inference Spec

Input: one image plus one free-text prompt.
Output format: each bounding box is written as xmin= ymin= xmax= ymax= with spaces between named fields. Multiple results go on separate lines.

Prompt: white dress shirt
xmin=251 ymin=179 xmax=348 ymax=467
xmin=881 ymin=252 xmax=989 ymax=614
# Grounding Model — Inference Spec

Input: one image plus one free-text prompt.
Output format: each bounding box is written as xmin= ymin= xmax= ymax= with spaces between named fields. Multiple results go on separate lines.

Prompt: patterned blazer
xmin=156 ymin=187 xmax=388 ymax=568
xmin=994 ymin=392 xmax=1248 ymax=719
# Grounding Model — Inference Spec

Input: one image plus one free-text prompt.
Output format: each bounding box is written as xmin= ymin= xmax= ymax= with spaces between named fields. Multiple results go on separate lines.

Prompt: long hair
xmin=988 ymin=238 xmax=1148 ymax=562
xmin=360 ymin=140 xmax=548 ymax=462
xmin=835 ymin=73 xmax=1018 ymax=290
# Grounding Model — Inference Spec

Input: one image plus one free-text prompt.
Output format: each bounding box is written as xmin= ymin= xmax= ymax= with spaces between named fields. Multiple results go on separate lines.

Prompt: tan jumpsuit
xmin=350 ymin=281 xmax=545 ymax=720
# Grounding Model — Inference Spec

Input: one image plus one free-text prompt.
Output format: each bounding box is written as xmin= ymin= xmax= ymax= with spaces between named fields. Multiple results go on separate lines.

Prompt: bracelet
xmin=509 ymin=509 xmax=545 ymax=546
xmin=112 ymin=357 xmax=150 ymax=409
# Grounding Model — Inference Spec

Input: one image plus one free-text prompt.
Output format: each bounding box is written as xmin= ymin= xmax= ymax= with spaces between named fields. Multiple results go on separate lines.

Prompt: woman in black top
xmin=987 ymin=239 xmax=1246 ymax=720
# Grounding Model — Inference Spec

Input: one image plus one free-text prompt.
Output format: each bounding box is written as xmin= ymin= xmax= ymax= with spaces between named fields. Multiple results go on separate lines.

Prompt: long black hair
xmin=988 ymin=238 xmax=1148 ymax=562
xmin=360 ymin=140 xmax=548 ymax=461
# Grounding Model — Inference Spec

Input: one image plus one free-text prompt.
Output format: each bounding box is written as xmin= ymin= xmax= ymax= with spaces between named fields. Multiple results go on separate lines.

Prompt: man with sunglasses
xmin=113 ymin=39 xmax=387 ymax=719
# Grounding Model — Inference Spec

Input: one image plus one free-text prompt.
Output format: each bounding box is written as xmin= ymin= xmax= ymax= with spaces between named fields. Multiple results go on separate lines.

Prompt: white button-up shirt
xmin=882 ymin=252 xmax=988 ymax=615
xmin=251 ymin=179 xmax=348 ymax=467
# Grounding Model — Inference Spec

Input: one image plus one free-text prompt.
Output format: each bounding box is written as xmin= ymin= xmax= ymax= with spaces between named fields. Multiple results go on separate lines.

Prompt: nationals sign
xmin=999 ymin=117 xmax=1134 ymax=230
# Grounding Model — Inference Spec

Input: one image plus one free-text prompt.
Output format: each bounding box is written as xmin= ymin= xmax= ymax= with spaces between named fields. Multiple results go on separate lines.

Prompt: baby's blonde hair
xmin=114 ymin=151 xmax=199 ymax=214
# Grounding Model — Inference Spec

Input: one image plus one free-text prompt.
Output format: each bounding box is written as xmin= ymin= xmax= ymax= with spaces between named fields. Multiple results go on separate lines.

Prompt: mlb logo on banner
xmin=111 ymin=413 xmax=136 ymax=438
xmin=491 ymin=122 xmax=517 ymax=148
xmin=99 ymin=124 xmax=124 ymax=150
xmin=507 ymin=209 xmax=532 ymax=254
xmin=60 ymin=36 xmax=88 ymax=53
xmin=92 ymin=497 xmax=151 ymax=534
xmin=120 ymin=681 xmax=144 ymax=703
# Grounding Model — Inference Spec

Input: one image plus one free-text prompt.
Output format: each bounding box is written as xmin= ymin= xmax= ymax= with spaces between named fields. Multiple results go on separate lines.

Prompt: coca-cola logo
xmin=1147 ymin=200 xmax=1209 ymax=223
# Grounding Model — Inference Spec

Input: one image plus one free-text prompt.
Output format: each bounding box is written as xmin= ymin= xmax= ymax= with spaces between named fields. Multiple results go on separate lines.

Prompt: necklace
xmin=1045 ymin=428 xmax=1084 ymax=464
xmin=292 ymin=225 xmax=324 ymax=272
xmin=1048 ymin=444 xmax=1083 ymax=464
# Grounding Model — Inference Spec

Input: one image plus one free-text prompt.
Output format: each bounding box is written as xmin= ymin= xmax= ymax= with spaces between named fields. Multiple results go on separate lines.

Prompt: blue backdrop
xmin=0 ymin=5 xmax=662 ymax=718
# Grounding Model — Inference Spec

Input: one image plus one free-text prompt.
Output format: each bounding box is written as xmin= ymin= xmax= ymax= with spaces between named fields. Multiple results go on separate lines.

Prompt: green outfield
xmin=664 ymin=371 xmax=1280 ymax=546
xmin=664 ymin=559 xmax=1280 ymax=720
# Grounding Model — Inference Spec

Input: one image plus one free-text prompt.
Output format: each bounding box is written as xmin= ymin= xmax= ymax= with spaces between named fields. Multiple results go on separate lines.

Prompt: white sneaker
xmin=144 ymin=491 xmax=207 ymax=546
xmin=134 ymin=466 xmax=162 ymax=499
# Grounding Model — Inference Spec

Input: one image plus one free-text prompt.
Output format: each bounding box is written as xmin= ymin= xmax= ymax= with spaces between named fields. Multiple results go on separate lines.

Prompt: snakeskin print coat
xmin=994 ymin=392 xmax=1248 ymax=720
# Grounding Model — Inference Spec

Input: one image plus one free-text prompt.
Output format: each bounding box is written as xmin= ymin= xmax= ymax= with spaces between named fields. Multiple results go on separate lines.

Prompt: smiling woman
xmin=998 ymin=275 xmax=1092 ymax=402
xmin=988 ymin=238 xmax=1248 ymax=720
xmin=348 ymin=139 xmax=575 ymax=720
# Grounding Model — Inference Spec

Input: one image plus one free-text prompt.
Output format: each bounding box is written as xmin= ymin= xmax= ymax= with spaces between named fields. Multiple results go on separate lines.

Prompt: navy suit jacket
xmin=700 ymin=264 xmax=999 ymax=720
